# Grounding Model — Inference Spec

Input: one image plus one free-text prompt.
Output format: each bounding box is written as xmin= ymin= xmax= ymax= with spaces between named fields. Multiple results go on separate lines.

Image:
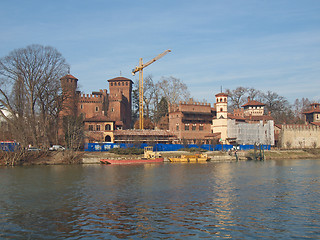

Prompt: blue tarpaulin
xmin=84 ymin=143 xmax=270 ymax=152
xmin=0 ymin=142 xmax=18 ymax=152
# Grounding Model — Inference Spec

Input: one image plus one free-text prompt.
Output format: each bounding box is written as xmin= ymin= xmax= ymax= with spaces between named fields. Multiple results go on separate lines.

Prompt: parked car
xmin=28 ymin=147 xmax=41 ymax=151
xmin=49 ymin=145 xmax=65 ymax=151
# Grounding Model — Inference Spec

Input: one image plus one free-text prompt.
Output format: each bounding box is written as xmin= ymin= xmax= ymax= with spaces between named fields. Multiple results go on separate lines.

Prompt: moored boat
xmin=100 ymin=146 xmax=164 ymax=164
xmin=100 ymin=158 xmax=164 ymax=164
xmin=168 ymin=153 xmax=210 ymax=162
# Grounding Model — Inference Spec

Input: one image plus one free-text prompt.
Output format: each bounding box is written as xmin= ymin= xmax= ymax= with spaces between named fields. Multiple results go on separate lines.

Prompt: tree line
xmin=226 ymin=87 xmax=314 ymax=124
xmin=0 ymin=44 xmax=69 ymax=148
xmin=131 ymin=75 xmax=191 ymax=129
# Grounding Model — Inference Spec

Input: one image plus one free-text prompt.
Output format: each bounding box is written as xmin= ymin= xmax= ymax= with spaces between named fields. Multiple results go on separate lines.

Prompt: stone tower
xmin=215 ymin=92 xmax=228 ymax=119
xmin=107 ymin=77 xmax=133 ymax=129
xmin=212 ymin=92 xmax=229 ymax=144
xmin=60 ymin=74 xmax=78 ymax=117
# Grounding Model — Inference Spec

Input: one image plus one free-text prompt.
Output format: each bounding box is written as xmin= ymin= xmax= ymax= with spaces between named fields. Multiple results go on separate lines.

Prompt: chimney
xmin=247 ymin=96 xmax=251 ymax=102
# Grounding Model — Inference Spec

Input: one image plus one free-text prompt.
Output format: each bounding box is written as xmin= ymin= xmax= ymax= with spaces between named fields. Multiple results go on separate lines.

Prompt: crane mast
xmin=132 ymin=49 xmax=171 ymax=129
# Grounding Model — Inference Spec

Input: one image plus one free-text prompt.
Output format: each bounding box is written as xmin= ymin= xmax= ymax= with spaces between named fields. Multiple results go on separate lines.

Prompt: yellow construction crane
xmin=132 ymin=49 xmax=171 ymax=129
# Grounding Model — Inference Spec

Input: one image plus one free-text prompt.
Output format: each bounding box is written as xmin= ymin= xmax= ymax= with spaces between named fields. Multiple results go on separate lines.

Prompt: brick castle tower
xmin=58 ymin=74 xmax=133 ymax=144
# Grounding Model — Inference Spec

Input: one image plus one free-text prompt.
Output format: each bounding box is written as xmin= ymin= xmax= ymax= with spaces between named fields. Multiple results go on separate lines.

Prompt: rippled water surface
xmin=0 ymin=160 xmax=319 ymax=239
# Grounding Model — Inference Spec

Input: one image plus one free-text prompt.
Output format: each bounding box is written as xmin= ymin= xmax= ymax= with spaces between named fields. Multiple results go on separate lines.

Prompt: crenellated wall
xmin=280 ymin=124 xmax=320 ymax=148
xmin=79 ymin=93 xmax=104 ymax=103
xmin=169 ymin=99 xmax=211 ymax=113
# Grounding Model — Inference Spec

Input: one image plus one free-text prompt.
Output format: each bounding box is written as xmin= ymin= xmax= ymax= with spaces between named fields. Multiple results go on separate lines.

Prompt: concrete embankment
xmin=82 ymin=149 xmax=320 ymax=164
xmin=1 ymin=149 xmax=320 ymax=166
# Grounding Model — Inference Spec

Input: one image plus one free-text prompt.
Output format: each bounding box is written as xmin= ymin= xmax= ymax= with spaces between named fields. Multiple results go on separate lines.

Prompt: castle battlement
xmin=178 ymin=99 xmax=210 ymax=106
xmin=283 ymin=124 xmax=320 ymax=131
xmin=79 ymin=93 xmax=103 ymax=103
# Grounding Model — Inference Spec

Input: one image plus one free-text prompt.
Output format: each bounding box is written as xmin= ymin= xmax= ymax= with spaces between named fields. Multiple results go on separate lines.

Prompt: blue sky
xmin=1 ymin=0 xmax=320 ymax=104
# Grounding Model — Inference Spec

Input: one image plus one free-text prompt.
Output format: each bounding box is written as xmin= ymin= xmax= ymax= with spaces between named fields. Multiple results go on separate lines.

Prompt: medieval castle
xmin=58 ymin=74 xmax=320 ymax=149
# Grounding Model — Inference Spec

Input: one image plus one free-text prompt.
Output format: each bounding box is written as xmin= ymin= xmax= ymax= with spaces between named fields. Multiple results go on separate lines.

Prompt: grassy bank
xmin=1 ymin=149 xmax=320 ymax=166
xmin=0 ymin=150 xmax=83 ymax=166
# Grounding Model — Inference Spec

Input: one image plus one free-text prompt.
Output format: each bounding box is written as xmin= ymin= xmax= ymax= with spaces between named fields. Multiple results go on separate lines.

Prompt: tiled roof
xmin=311 ymin=122 xmax=320 ymax=126
xmin=242 ymin=100 xmax=265 ymax=107
xmin=215 ymin=92 xmax=228 ymax=97
xmin=228 ymin=115 xmax=246 ymax=121
xmin=61 ymin=74 xmax=78 ymax=80
xmin=275 ymin=124 xmax=282 ymax=129
xmin=303 ymin=109 xmax=320 ymax=114
xmin=84 ymin=115 xmax=112 ymax=122
xmin=244 ymin=115 xmax=274 ymax=121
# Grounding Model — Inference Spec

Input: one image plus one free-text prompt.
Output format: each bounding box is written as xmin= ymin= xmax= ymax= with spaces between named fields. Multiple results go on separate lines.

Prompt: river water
xmin=0 ymin=159 xmax=319 ymax=239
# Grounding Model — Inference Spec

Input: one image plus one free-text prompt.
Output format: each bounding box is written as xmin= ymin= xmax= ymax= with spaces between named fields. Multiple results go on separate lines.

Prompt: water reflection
xmin=0 ymin=160 xmax=319 ymax=239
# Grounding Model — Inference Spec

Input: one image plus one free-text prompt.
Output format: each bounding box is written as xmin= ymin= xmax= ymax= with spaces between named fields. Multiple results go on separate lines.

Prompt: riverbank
xmin=81 ymin=149 xmax=320 ymax=164
xmin=1 ymin=149 xmax=320 ymax=166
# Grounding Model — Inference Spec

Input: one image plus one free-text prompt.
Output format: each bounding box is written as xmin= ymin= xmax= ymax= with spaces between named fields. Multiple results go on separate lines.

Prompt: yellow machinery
xmin=143 ymin=146 xmax=162 ymax=159
xmin=132 ymin=50 xmax=171 ymax=129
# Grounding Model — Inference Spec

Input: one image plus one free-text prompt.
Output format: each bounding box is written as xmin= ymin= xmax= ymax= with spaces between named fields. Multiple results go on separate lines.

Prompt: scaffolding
xmin=227 ymin=119 xmax=274 ymax=145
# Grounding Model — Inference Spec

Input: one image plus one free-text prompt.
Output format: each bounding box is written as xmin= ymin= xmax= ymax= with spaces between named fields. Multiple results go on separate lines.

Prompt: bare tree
xmin=247 ymin=88 xmax=263 ymax=101
xmin=157 ymin=76 xmax=190 ymax=105
xmin=143 ymin=75 xmax=156 ymax=119
xmin=262 ymin=90 xmax=293 ymax=124
xmin=132 ymin=75 xmax=191 ymax=126
xmin=292 ymin=98 xmax=311 ymax=123
xmin=225 ymin=87 xmax=248 ymax=111
xmin=0 ymin=44 xmax=69 ymax=148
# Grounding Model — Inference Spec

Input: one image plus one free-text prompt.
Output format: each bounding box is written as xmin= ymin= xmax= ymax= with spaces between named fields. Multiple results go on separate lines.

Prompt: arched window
xmin=105 ymin=124 xmax=111 ymax=131
xmin=220 ymin=108 xmax=223 ymax=112
xmin=105 ymin=135 xmax=111 ymax=142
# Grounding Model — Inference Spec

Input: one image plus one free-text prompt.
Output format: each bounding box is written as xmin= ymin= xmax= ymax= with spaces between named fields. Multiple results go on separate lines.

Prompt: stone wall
xmin=280 ymin=124 xmax=320 ymax=148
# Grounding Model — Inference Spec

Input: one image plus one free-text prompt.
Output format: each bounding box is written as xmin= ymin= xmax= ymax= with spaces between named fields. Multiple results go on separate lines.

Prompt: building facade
xmin=211 ymin=93 xmax=275 ymax=145
xmin=168 ymin=99 xmax=214 ymax=144
xmin=59 ymin=74 xmax=133 ymax=144
xmin=303 ymin=103 xmax=320 ymax=125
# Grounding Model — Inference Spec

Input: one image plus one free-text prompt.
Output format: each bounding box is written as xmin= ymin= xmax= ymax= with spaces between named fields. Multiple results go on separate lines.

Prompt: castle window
xmin=111 ymin=82 xmax=113 ymax=86
xmin=95 ymin=106 xmax=99 ymax=112
xmin=89 ymin=125 xmax=94 ymax=131
xmin=80 ymin=104 xmax=83 ymax=109
xmin=192 ymin=125 xmax=196 ymax=131
xmin=105 ymin=124 xmax=111 ymax=131
xmin=96 ymin=125 xmax=101 ymax=131
xmin=224 ymin=98 xmax=226 ymax=102
xmin=176 ymin=125 xmax=179 ymax=131
xmin=122 ymin=82 xmax=124 ymax=86
xmin=111 ymin=108 xmax=114 ymax=112
xmin=199 ymin=125 xmax=203 ymax=131
xmin=126 ymin=82 xmax=128 ymax=86
xmin=220 ymin=108 xmax=223 ymax=112
xmin=185 ymin=124 xmax=189 ymax=131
